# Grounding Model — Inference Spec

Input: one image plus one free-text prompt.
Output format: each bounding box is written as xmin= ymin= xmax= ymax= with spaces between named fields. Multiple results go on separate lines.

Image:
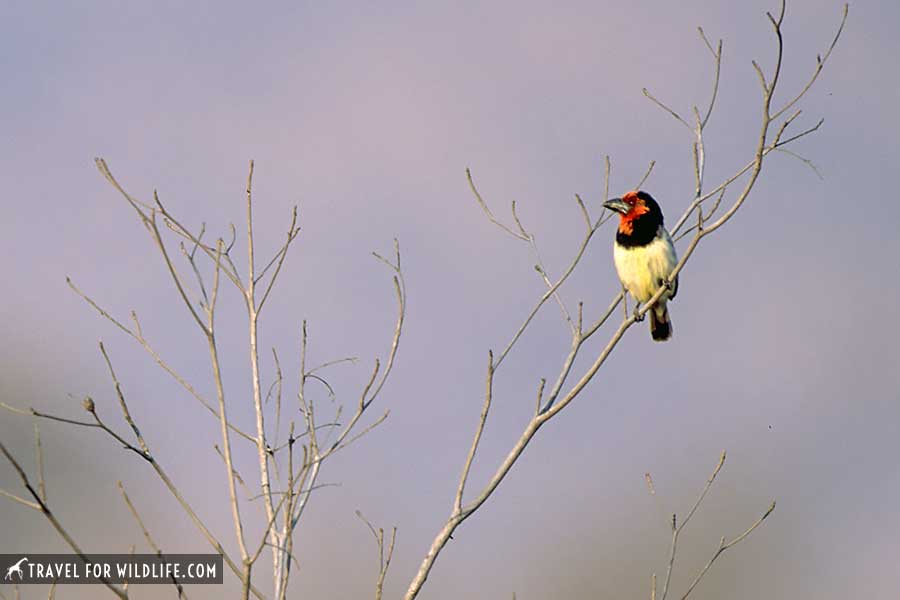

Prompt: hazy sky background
xmin=2 ymin=1 xmax=899 ymax=598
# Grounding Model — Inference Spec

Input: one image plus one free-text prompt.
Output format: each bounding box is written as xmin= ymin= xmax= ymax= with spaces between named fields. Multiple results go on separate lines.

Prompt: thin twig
xmin=455 ymin=351 xmax=494 ymax=513
xmin=118 ymin=481 xmax=188 ymax=599
xmin=679 ymin=501 xmax=776 ymax=600
xmin=33 ymin=424 xmax=46 ymax=503
xmin=659 ymin=451 xmax=726 ymax=600
xmin=642 ymin=88 xmax=692 ymax=129
xmin=467 ymin=168 xmax=529 ymax=241
xmin=635 ymin=160 xmax=656 ymax=190
xmin=771 ymin=3 xmax=848 ymax=120
xmin=356 ymin=511 xmax=397 ymax=600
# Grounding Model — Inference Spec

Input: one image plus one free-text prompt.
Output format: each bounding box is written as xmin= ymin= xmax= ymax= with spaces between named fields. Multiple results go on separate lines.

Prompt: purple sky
xmin=2 ymin=1 xmax=899 ymax=598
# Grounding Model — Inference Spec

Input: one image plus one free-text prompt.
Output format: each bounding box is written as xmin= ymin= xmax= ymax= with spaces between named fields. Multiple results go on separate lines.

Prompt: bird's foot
xmin=632 ymin=306 xmax=645 ymax=322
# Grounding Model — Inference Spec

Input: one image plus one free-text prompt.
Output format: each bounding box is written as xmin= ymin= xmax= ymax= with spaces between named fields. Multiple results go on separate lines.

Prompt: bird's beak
xmin=603 ymin=198 xmax=630 ymax=215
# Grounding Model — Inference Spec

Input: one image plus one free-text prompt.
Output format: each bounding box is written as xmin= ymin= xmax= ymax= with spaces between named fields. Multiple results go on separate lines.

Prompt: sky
xmin=2 ymin=0 xmax=899 ymax=598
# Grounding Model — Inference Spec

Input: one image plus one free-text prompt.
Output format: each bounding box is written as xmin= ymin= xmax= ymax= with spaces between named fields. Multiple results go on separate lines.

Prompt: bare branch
xmin=118 ymin=481 xmax=188 ymax=599
xmin=510 ymin=200 xmax=529 ymax=239
xmin=771 ymin=3 xmax=848 ymax=120
xmin=642 ymin=88 xmax=691 ymax=129
xmin=494 ymin=213 xmax=601 ymax=369
xmin=774 ymin=117 xmax=824 ymax=148
xmin=574 ymin=194 xmax=592 ymax=232
xmin=213 ymin=445 xmax=251 ymax=496
xmin=99 ymin=342 xmax=151 ymax=457
xmin=0 ymin=488 xmax=41 ymax=511
xmin=257 ymin=205 xmax=301 ymax=313
xmin=181 ymin=222 xmax=209 ymax=307
xmin=33 ymin=424 xmax=46 ymax=503
xmin=147 ymin=193 xmax=211 ymax=335
xmin=679 ymin=501 xmax=776 ymax=600
xmin=0 ymin=441 xmax=128 ymax=599
xmin=659 ymin=451 xmax=726 ymax=600
xmin=268 ymin=347 xmax=285 ymax=448
xmin=356 ymin=511 xmax=397 ymax=600
xmin=205 ymin=240 xmax=251 ymax=569
xmin=66 ymin=278 xmax=255 ymax=443
xmin=329 ymin=410 xmax=390 ymax=455
xmin=455 ymin=351 xmax=494 ymax=513
xmin=698 ymin=31 xmax=723 ymax=128
xmin=635 ymin=160 xmax=656 ymax=190
xmin=775 ymin=147 xmax=824 ymax=179
xmin=467 ymin=168 xmax=530 ymax=241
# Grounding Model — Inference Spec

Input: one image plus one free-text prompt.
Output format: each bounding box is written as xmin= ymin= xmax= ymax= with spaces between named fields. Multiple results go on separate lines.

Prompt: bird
xmin=602 ymin=190 xmax=678 ymax=342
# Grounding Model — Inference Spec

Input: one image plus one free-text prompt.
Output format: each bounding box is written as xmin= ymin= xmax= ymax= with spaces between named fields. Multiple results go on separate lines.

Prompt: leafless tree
xmin=404 ymin=2 xmax=847 ymax=598
xmin=1 ymin=2 xmax=846 ymax=599
xmin=1 ymin=159 xmax=405 ymax=600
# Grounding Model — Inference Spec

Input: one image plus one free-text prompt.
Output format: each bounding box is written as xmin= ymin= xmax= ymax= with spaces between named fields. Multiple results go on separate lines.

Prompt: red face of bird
xmin=603 ymin=190 xmax=653 ymax=235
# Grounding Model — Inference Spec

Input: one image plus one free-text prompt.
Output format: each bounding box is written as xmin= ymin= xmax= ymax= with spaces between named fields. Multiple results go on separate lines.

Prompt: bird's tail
xmin=649 ymin=302 xmax=672 ymax=342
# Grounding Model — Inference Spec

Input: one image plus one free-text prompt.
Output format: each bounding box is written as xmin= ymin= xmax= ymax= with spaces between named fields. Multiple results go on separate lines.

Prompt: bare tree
xmin=1 ymin=159 xmax=405 ymax=600
xmin=403 ymin=2 xmax=847 ymax=598
xmin=0 ymin=1 xmax=846 ymax=599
